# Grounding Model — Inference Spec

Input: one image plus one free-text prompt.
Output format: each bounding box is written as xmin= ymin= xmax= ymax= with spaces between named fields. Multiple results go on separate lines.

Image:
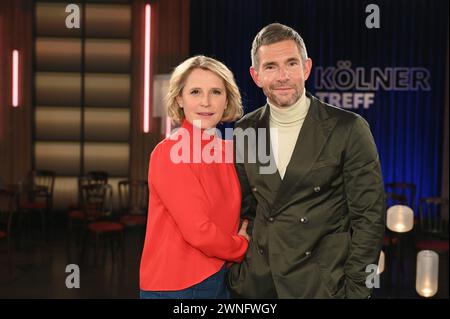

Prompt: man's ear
xmin=303 ymin=58 xmax=313 ymax=81
xmin=250 ymin=66 xmax=262 ymax=88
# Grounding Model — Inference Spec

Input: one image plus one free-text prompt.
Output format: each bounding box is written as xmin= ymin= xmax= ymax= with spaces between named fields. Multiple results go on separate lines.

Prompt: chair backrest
xmin=385 ymin=192 xmax=408 ymax=207
xmin=385 ymin=183 xmax=416 ymax=210
xmin=86 ymin=171 xmax=109 ymax=185
xmin=77 ymin=176 xmax=89 ymax=204
xmin=0 ymin=189 xmax=18 ymax=238
xmin=22 ymin=170 xmax=55 ymax=206
xmin=76 ymin=172 xmax=108 ymax=206
xmin=118 ymin=180 xmax=148 ymax=216
xmin=34 ymin=170 xmax=56 ymax=195
xmin=418 ymin=197 xmax=449 ymax=238
xmin=80 ymin=183 xmax=113 ymax=221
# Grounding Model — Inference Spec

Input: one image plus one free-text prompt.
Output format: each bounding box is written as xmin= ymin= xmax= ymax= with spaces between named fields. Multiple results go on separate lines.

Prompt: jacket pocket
xmin=313 ymin=258 xmax=346 ymax=298
xmin=313 ymin=232 xmax=350 ymax=298
xmin=310 ymin=157 xmax=339 ymax=171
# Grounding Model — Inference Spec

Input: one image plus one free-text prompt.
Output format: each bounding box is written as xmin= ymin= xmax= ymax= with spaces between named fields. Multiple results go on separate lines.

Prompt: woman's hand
xmin=238 ymin=219 xmax=250 ymax=241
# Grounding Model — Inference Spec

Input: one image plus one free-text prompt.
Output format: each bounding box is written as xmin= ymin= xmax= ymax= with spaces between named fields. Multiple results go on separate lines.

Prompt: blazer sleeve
xmin=235 ymin=161 xmax=256 ymax=235
xmin=342 ymin=116 xmax=386 ymax=299
xmin=234 ymin=121 xmax=257 ymax=235
xmin=149 ymin=143 xmax=248 ymax=263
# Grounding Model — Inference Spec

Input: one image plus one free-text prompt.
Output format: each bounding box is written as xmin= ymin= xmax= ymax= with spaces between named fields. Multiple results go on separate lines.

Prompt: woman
xmin=140 ymin=55 xmax=249 ymax=299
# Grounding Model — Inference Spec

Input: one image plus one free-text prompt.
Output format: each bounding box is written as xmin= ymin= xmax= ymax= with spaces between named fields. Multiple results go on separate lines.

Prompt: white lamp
xmin=153 ymin=74 xmax=171 ymax=136
xmin=416 ymin=250 xmax=439 ymax=298
xmin=386 ymin=205 xmax=414 ymax=233
xmin=377 ymin=250 xmax=385 ymax=275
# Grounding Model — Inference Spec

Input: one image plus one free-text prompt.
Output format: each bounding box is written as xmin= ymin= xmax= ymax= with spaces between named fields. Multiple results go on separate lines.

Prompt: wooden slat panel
xmin=84 ymin=142 xmax=129 ymax=176
xmin=36 ymin=37 xmax=81 ymax=72
xmin=35 ymin=107 xmax=81 ymax=140
xmin=52 ymin=176 xmax=78 ymax=210
xmin=36 ymin=72 xmax=130 ymax=107
xmin=86 ymin=4 xmax=131 ymax=38
xmin=36 ymin=2 xmax=82 ymax=37
xmin=85 ymin=108 xmax=130 ymax=142
xmin=35 ymin=142 xmax=81 ymax=175
xmin=52 ymin=176 xmax=125 ymax=211
xmin=36 ymin=72 xmax=81 ymax=106
xmin=86 ymin=39 xmax=130 ymax=73
xmin=36 ymin=2 xmax=131 ymax=38
xmin=85 ymin=73 xmax=130 ymax=107
xmin=36 ymin=38 xmax=131 ymax=73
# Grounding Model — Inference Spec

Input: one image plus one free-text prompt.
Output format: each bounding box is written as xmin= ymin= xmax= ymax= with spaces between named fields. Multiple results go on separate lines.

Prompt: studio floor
xmin=0 ymin=216 xmax=447 ymax=299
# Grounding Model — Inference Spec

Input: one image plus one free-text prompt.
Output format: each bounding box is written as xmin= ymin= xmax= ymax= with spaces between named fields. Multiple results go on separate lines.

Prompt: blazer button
xmin=299 ymin=217 xmax=309 ymax=224
xmin=252 ymin=186 xmax=258 ymax=193
xmin=268 ymin=217 xmax=274 ymax=222
xmin=305 ymin=251 xmax=312 ymax=256
xmin=259 ymin=249 xmax=264 ymax=255
xmin=314 ymin=186 xmax=321 ymax=192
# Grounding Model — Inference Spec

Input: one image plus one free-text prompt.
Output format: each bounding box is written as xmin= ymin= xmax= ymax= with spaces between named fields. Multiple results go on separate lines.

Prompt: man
xmin=227 ymin=23 xmax=385 ymax=298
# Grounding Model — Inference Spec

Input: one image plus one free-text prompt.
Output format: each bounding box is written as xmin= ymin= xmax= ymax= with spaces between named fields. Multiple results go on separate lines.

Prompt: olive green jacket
xmin=227 ymin=92 xmax=385 ymax=299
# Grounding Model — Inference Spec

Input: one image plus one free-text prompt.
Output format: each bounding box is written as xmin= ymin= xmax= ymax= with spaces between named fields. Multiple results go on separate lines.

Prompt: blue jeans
xmin=140 ymin=264 xmax=230 ymax=299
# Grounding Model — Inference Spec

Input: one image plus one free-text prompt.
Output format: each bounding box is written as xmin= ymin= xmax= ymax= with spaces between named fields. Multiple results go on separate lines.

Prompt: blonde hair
xmin=166 ymin=55 xmax=243 ymax=126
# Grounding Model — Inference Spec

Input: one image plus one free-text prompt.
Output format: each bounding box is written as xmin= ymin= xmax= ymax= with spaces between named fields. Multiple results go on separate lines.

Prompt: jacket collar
xmin=253 ymin=92 xmax=338 ymax=216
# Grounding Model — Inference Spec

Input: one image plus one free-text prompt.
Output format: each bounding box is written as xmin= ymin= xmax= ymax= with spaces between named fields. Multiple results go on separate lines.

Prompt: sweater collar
xmin=180 ymin=119 xmax=218 ymax=137
xmin=175 ymin=119 xmax=219 ymax=147
xmin=268 ymin=89 xmax=309 ymax=126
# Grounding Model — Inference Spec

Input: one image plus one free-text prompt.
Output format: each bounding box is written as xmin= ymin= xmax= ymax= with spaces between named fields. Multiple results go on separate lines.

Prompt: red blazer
xmin=140 ymin=120 xmax=248 ymax=291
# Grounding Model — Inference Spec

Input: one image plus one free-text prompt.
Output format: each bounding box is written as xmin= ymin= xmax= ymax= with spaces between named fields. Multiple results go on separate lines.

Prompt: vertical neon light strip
xmin=165 ymin=116 xmax=172 ymax=138
xmin=143 ymin=4 xmax=151 ymax=132
xmin=12 ymin=50 xmax=19 ymax=107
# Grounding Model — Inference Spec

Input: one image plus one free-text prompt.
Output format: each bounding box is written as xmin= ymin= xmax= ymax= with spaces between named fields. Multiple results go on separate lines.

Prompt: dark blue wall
xmin=189 ymin=0 xmax=449 ymax=210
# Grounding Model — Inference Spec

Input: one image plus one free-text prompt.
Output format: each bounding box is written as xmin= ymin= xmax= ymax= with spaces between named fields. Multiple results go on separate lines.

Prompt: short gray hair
xmin=251 ymin=23 xmax=308 ymax=69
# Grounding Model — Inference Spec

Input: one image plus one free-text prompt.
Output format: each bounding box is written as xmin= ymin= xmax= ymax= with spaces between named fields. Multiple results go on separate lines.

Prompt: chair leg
xmin=382 ymin=246 xmax=392 ymax=298
xmin=110 ymin=234 xmax=115 ymax=264
xmin=26 ymin=212 xmax=32 ymax=244
xmin=7 ymin=237 xmax=13 ymax=280
xmin=66 ymin=218 xmax=72 ymax=259
xmin=40 ymin=210 xmax=46 ymax=244
xmin=102 ymin=234 xmax=107 ymax=267
xmin=94 ymin=233 xmax=100 ymax=268
xmin=438 ymin=251 xmax=449 ymax=298
xmin=16 ymin=212 xmax=23 ymax=250
xmin=79 ymin=229 xmax=88 ymax=265
xmin=120 ymin=232 xmax=125 ymax=269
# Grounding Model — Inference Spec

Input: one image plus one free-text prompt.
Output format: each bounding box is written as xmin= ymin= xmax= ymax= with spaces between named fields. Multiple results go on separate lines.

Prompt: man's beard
xmin=264 ymin=86 xmax=302 ymax=107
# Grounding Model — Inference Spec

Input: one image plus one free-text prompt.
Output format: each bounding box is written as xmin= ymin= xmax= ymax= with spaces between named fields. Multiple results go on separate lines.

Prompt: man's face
xmin=250 ymin=40 xmax=312 ymax=108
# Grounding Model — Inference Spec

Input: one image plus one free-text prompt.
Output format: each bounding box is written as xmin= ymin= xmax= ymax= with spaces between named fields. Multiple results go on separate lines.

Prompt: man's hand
xmin=238 ymin=219 xmax=250 ymax=241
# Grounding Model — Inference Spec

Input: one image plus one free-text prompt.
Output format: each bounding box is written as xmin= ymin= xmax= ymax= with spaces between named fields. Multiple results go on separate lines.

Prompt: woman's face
xmin=176 ymin=68 xmax=228 ymax=129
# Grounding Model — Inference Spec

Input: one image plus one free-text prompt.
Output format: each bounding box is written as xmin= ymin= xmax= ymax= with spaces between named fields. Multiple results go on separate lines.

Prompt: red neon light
xmin=12 ymin=50 xmax=19 ymax=107
xmin=143 ymin=4 xmax=151 ymax=132
xmin=165 ymin=116 xmax=172 ymax=138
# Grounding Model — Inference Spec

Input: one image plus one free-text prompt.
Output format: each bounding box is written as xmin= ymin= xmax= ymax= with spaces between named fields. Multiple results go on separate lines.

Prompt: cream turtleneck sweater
xmin=268 ymin=91 xmax=310 ymax=179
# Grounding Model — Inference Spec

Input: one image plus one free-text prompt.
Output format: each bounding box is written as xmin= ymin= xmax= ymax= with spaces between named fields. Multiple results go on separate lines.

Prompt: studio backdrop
xmin=189 ymin=0 xmax=449 ymax=210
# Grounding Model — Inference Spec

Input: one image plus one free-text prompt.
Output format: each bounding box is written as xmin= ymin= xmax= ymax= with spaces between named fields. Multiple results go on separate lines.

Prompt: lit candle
xmin=416 ymin=250 xmax=439 ymax=298
xmin=386 ymin=205 xmax=414 ymax=233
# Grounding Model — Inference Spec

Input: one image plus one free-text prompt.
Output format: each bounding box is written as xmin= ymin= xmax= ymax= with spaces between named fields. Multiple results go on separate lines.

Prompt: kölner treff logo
xmin=315 ymin=61 xmax=431 ymax=109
